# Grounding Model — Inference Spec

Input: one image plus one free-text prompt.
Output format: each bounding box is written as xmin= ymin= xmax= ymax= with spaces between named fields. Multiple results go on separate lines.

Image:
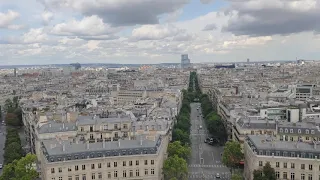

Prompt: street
xmin=188 ymin=103 xmax=231 ymax=180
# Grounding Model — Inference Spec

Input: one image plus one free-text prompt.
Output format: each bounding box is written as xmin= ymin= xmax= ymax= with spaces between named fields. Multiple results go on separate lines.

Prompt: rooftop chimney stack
xmin=87 ymin=142 xmax=90 ymax=150
xmin=62 ymin=123 xmax=65 ymax=129
xmin=118 ymin=140 xmax=121 ymax=147
xmin=103 ymin=139 xmax=106 ymax=148
xmin=62 ymin=144 xmax=65 ymax=151
xmin=140 ymin=136 xmax=143 ymax=146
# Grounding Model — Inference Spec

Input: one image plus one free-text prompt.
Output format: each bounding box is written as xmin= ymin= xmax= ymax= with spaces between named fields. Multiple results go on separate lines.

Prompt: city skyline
xmin=1 ymin=0 xmax=320 ymax=65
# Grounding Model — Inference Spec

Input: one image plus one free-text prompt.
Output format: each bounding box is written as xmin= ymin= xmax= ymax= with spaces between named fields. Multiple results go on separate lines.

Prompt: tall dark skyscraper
xmin=181 ymin=54 xmax=190 ymax=68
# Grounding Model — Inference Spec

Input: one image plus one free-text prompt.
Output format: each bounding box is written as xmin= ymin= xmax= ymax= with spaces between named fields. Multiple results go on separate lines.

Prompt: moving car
xmin=216 ymin=173 xmax=220 ymax=178
xmin=199 ymin=125 xmax=202 ymax=129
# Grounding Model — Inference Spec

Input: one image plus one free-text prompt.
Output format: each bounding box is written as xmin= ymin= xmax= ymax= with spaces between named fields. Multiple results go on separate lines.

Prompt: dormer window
xmin=285 ymin=129 xmax=288 ymax=133
xmin=280 ymin=128 xmax=283 ymax=133
xmin=298 ymin=129 xmax=301 ymax=134
xmin=306 ymin=130 xmax=309 ymax=134
xmin=311 ymin=130 xmax=315 ymax=134
xmin=290 ymin=129 xmax=293 ymax=133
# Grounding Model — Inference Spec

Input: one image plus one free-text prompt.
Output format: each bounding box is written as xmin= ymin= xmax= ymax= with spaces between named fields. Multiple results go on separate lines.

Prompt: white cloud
xmin=42 ymin=10 xmax=54 ymax=25
xmin=51 ymin=15 xmax=119 ymax=39
xmin=23 ymin=28 xmax=48 ymax=44
xmin=132 ymin=24 xmax=186 ymax=40
xmin=0 ymin=10 xmax=21 ymax=29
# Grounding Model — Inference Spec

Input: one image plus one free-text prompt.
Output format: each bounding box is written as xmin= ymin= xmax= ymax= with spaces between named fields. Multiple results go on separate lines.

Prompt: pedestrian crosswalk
xmin=188 ymin=172 xmax=231 ymax=179
xmin=188 ymin=164 xmax=227 ymax=168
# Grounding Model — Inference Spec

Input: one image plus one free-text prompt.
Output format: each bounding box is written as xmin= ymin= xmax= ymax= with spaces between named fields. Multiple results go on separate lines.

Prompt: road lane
xmin=189 ymin=103 xmax=231 ymax=180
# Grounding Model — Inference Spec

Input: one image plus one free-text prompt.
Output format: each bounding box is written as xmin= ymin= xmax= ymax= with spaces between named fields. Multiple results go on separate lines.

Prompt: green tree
xmin=172 ymin=128 xmax=190 ymax=145
xmin=167 ymin=141 xmax=191 ymax=160
xmin=222 ymin=141 xmax=243 ymax=172
xmin=253 ymin=170 xmax=264 ymax=180
xmin=263 ymin=162 xmax=276 ymax=180
xmin=5 ymin=113 xmax=20 ymax=127
xmin=0 ymin=154 xmax=38 ymax=180
xmin=253 ymin=162 xmax=276 ymax=180
xmin=163 ymin=155 xmax=188 ymax=180
xmin=231 ymin=173 xmax=243 ymax=180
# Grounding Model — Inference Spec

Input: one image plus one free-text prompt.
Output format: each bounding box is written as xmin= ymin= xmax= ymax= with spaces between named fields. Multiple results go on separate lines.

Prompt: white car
xmin=199 ymin=125 xmax=202 ymax=129
xmin=216 ymin=173 xmax=220 ymax=178
xmin=0 ymin=164 xmax=3 ymax=169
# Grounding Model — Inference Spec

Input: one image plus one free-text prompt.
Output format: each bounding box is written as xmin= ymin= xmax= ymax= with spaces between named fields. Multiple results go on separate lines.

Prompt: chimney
xmin=103 ymin=139 xmax=106 ymax=148
xmin=87 ymin=142 xmax=90 ymax=150
xmin=140 ymin=136 xmax=143 ymax=146
xmin=118 ymin=140 xmax=121 ymax=147
xmin=314 ymin=141 xmax=317 ymax=149
xmin=62 ymin=123 xmax=65 ymax=129
xmin=62 ymin=144 xmax=65 ymax=151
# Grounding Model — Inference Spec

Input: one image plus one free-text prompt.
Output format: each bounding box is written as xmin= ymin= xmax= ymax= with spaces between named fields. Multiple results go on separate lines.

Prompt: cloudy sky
xmin=1 ymin=0 xmax=320 ymax=65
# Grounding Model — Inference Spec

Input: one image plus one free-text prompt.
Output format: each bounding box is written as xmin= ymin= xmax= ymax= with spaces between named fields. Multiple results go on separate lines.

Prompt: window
xmin=251 ymin=131 xmax=254 ymax=135
xmin=280 ymin=128 xmax=283 ymax=133
xmin=107 ymin=162 xmax=111 ymax=167
xmin=123 ymin=170 xmax=127 ymax=177
xmin=123 ymin=161 xmax=126 ymax=166
xmin=136 ymin=169 xmax=140 ymax=176
xmin=276 ymin=162 xmax=280 ymax=168
xmin=309 ymin=164 xmax=313 ymax=170
xmin=103 ymin=125 xmax=108 ymax=130
xmin=285 ymin=129 xmax=288 ymax=133
xmin=151 ymin=169 xmax=155 ymax=175
xmin=298 ymin=129 xmax=301 ymax=134
xmin=301 ymin=174 xmax=305 ymax=180
xmin=136 ymin=160 xmax=139 ymax=165
xmin=145 ymin=160 xmax=148 ymax=165
xmin=98 ymin=173 xmax=102 ymax=179
xmin=82 ymin=174 xmax=86 ymax=180
xmin=276 ymin=172 xmax=280 ymax=178
xmin=291 ymin=163 xmax=295 ymax=169
xmin=114 ymin=162 xmax=117 ymax=167
xmin=129 ymin=161 xmax=133 ymax=166
xmin=306 ymin=136 xmax=310 ymax=140
xmin=82 ymin=165 xmax=86 ymax=170
xmin=59 ymin=177 xmax=62 ymax=180
xmin=98 ymin=163 xmax=101 ymax=168
xmin=114 ymin=124 xmax=118 ymax=129
xmin=91 ymin=164 xmax=95 ymax=169
xmin=291 ymin=173 xmax=295 ymax=180
xmin=58 ymin=167 xmax=62 ymax=173
xmin=52 ymin=178 xmax=55 ymax=180
xmin=306 ymin=130 xmax=310 ymax=134
xmin=145 ymin=169 xmax=148 ymax=175
xmin=123 ymin=124 xmax=128 ymax=129
xmin=92 ymin=173 xmax=95 ymax=180
xmin=108 ymin=172 xmax=111 ymax=179
xmin=290 ymin=129 xmax=293 ymax=133
xmin=283 ymin=172 xmax=287 ymax=179
xmin=90 ymin=126 xmax=93 ymax=132
xmin=301 ymin=164 xmax=305 ymax=169
xmin=68 ymin=167 xmax=72 ymax=172
xmin=290 ymin=137 xmax=294 ymax=141
xmin=68 ymin=176 xmax=72 ymax=180
xmin=81 ymin=127 xmax=84 ymax=131
xmin=151 ymin=160 xmax=154 ymax=165
xmin=51 ymin=168 xmax=55 ymax=173
xmin=308 ymin=174 xmax=313 ymax=180
xmin=311 ymin=130 xmax=315 ymax=134
xmin=90 ymin=134 xmax=94 ymax=139
xmin=75 ymin=175 xmax=79 ymax=180
xmin=284 ymin=162 xmax=287 ymax=168
xmin=114 ymin=171 xmax=118 ymax=178
xmin=130 ymin=170 xmax=133 ymax=177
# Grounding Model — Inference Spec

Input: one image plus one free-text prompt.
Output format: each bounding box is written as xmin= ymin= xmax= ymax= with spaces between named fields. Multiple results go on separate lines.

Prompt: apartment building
xmin=244 ymin=135 xmax=320 ymax=180
xmin=276 ymin=121 xmax=320 ymax=142
xmin=40 ymin=134 xmax=168 ymax=180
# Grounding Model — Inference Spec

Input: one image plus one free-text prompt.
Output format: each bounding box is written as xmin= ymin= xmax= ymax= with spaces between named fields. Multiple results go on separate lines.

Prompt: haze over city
xmin=1 ymin=0 xmax=320 ymax=65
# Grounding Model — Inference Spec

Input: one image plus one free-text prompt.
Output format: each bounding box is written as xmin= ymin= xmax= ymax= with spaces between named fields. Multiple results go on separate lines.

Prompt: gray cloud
xmin=222 ymin=0 xmax=320 ymax=36
xmin=38 ymin=0 xmax=191 ymax=26
xmin=203 ymin=23 xmax=217 ymax=31
xmin=200 ymin=0 xmax=214 ymax=4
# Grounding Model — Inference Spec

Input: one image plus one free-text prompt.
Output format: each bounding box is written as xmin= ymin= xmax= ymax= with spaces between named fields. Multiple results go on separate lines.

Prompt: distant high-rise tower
xmin=14 ymin=68 xmax=17 ymax=77
xmin=247 ymin=58 xmax=250 ymax=63
xmin=181 ymin=54 xmax=190 ymax=68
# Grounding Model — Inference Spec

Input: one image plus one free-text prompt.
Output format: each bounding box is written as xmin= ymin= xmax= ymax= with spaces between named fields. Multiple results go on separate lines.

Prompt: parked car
xmin=216 ymin=173 xmax=220 ymax=178
xmin=0 ymin=164 xmax=3 ymax=169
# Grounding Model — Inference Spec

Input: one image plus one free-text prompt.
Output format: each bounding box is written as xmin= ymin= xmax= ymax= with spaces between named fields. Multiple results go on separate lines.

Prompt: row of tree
xmin=4 ymin=97 xmax=23 ymax=126
xmin=3 ymin=127 xmax=24 ymax=165
xmin=163 ymin=72 xmax=199 ymax=180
